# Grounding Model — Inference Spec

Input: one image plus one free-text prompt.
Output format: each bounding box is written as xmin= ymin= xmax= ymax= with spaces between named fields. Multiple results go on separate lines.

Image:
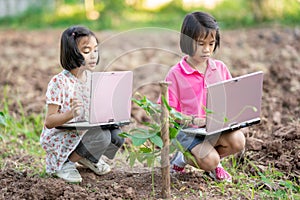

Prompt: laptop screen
xmin=89 ymin=71 xmax=133 ymax=124
xmin=206 ymin=71 xmax=263 ymax=133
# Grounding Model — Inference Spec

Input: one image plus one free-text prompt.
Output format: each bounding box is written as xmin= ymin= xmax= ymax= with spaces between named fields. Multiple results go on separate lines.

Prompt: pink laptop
xmin=57 ymin=71 xmax=133 ymax=129
xmin=182 ymin=71 xmax=264 ymax=135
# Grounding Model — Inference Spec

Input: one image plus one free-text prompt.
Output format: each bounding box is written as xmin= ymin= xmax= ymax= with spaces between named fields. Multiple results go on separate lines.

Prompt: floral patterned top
xmin=40 ymin=70 xmax=90 ymax=173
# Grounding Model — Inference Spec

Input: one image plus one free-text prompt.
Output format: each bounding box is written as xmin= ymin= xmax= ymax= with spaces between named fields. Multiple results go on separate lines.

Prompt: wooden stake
xmin=159 ymin=81 xmax=171 ymax=199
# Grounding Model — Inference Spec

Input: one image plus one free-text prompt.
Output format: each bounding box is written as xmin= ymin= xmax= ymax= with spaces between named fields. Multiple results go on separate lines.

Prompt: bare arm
xmin=44 ymin=99 xmax=83 ymax=129
xmin=192 ymin=116 xmax=206 ymax=127
xmin=171 ymin=112 xmax=206 ymax=127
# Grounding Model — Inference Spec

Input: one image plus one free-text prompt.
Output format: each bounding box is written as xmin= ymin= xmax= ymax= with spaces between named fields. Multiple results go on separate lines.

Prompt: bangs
xmin=77 ymin=36 xmax=92 ymax=46
xmin=197 ymin=28 xmax=215 ymax=41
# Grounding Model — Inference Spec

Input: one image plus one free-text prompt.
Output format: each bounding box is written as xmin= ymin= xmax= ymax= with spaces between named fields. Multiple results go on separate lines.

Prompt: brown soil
xmin=0 ymin=26 xmax=299 ymax=199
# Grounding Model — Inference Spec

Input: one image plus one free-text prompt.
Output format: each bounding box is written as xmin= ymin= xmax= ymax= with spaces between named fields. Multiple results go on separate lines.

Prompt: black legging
xmin=74 ymin=127 xmax=124 ymax=163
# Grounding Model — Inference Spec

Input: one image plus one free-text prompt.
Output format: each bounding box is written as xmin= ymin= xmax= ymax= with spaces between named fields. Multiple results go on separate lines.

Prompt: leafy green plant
xmin=119 ymin=94 xmax=205 ymax=196
xmin=120 ymin=96 xmax=178 ymax=195
xmin=119 ymin=95 xmax=181 ymax=167
xmin=119 ymin=94 xmax=191 ymax=194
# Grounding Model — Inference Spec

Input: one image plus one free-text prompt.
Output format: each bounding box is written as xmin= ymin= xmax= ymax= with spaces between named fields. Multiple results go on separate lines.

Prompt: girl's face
xmin=189 ymin=30 xmax=216 ymax=66
xmin=78 ymin=36 xmax=99 ymax=71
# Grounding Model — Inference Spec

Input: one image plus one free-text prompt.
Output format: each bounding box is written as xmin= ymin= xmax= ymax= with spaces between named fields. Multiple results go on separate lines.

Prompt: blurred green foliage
xmin=0 ymin=0 xmax=299 ymax=30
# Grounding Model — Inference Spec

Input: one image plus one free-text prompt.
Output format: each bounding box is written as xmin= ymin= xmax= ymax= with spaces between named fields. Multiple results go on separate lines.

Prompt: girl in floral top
xmin=40 ymin=26 xmax=124 ymax=183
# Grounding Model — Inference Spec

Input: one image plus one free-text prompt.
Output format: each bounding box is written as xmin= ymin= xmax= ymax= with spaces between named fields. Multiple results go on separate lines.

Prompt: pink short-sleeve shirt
xmin=165 ymin=56 xmax=232 ymax=118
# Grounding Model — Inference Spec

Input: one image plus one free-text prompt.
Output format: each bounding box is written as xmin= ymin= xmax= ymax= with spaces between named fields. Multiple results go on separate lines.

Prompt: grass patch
xmin=0 ymin=90 xmax=45 ymax=176
xmin=203 ymin=155 xmax=300 ymax=199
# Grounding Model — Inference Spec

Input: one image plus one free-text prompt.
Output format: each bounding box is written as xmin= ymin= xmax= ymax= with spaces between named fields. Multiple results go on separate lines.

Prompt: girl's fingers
xmin=74 ymin=107 xmax=81 ymax=116
xmin=70 ymin=98 xmax=84 ymax=117
xmin=195 ymin=118 xmax=206 ymax=127
xmin=71 ymin=99 xmax=83 ymax=107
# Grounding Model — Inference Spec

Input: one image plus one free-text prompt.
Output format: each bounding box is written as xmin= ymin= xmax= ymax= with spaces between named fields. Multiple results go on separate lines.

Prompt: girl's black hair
xmin=180 ymin=11 xmax=220 ymax=56
xmin=60 ymin=25 xmax=100 ymax=71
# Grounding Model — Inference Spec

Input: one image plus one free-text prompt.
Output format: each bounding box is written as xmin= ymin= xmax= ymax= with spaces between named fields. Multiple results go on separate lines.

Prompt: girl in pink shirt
xmin=166 ymin=11 xmax=245 ymax=182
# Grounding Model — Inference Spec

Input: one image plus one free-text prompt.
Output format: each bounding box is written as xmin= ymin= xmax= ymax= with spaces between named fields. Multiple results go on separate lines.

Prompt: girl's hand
xmin=70 ymin=98 xmax=83 ymax=118
xmin=193 ymin=117 xmax=206 ymax=127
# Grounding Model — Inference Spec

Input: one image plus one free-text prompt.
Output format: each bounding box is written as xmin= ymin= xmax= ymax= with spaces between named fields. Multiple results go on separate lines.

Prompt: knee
xmin=111 ymin=135 xmax=125 ymax=147
xmin=83 ymin=128 xmax=111 ymax=144
xmin=91 ymin=129 xmax=111 ymax=148
xmin=230 ymin=130 xmax=246 ymax=153
xmin=195 ymin=151 xmax=220 ymax=171
xmin=110 ymin=128 xmax=125 ymax=147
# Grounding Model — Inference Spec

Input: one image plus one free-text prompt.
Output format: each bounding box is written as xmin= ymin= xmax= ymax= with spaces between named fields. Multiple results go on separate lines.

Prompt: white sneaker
xmin=56 ymin=161 xmax=82 ymax=183
xmin=78 ymin=158 xmax=111 ymax=175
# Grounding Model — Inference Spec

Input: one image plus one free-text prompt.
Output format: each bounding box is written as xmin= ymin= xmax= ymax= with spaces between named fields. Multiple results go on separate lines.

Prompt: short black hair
xmin=60 ymin=25 xmax=100 ymax=71
xmin=180 ymin=11 xmax=220 ymax=56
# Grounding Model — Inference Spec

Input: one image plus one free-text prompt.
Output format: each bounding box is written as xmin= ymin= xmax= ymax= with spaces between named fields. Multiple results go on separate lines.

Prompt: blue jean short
xmin=176 ymin=130 xmax=205 ymax=152
xmin=176 ymin=129 xmax=222 ymax=152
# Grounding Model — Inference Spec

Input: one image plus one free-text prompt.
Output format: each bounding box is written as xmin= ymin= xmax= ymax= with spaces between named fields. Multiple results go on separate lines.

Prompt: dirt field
xmin=0 ymin=26 xmax=299 ymax=199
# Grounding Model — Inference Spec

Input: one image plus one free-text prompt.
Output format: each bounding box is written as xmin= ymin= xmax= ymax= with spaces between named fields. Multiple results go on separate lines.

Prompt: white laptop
xmin=57 ymin=71 xmax=133 ymax=129
xmin=182 ymin=71 xmax=264 ymax=136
